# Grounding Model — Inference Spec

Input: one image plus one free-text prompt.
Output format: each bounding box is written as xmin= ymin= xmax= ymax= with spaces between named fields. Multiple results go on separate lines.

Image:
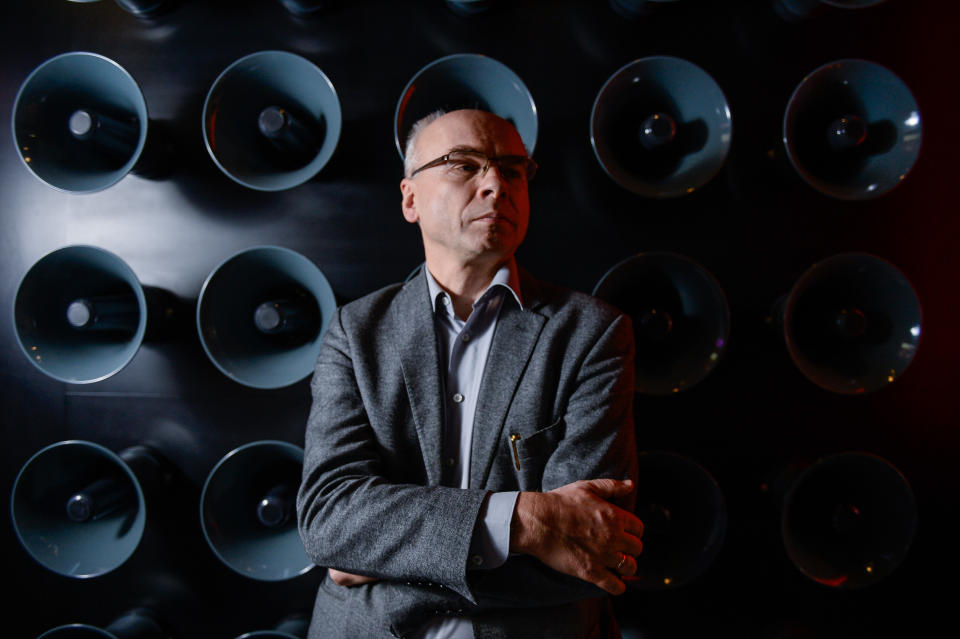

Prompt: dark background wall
xmin=2 ymin=0 xmax=957 ymax=637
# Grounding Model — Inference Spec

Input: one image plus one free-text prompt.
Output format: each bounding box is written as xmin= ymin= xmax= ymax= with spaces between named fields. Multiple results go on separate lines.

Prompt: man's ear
xmin=400 ymin=178 xmax=418 ymax=223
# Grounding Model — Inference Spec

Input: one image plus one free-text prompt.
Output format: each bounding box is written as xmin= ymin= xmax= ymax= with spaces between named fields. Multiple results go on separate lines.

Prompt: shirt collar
xmin=424 ymin=258 xmax=524 ymax=314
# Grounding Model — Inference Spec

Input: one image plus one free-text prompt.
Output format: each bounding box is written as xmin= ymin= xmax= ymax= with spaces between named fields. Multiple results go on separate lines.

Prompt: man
xmin=297 ymin=109 xmax=643 ymax=638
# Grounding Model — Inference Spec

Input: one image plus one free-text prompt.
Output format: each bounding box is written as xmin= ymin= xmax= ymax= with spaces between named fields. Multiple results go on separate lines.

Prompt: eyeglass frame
xmin=408 ymin=148 xmax=538 ymax=182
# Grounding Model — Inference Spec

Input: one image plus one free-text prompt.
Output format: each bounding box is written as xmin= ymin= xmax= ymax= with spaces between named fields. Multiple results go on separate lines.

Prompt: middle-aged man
xmin=297 ymin=109 xmax=644 ymax=639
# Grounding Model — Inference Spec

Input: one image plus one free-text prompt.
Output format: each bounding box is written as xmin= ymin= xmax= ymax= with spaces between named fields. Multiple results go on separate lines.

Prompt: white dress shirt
xmin=412 ymin=261 xmax=522 ymax=639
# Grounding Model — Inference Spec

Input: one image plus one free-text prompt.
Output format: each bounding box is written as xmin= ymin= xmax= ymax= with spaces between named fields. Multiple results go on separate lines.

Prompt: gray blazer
xmin=297 ymin=268 xmax=637 ymax=639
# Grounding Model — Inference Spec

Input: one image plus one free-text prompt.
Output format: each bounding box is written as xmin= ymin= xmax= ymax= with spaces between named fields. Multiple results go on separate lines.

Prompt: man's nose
xmin=477 ymin=163 xmax=508 ymax=198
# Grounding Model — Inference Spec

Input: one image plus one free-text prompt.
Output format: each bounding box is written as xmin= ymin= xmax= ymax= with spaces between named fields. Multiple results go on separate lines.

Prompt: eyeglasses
xmin=409 ymin=150 xmax=538 ymax=182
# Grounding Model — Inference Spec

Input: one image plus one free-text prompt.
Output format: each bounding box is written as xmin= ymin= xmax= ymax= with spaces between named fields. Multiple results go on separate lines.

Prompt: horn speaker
xmin=11 ymin=52 xmax=149 ymax=193
xmin=203 ymin=50 xmax=342 ymax=191
xmin=394 ymin=53 xmax=538 ymax=158
xmin=13 ymin=246 xmax=149 ymax=384
xmin=10 ymin=441 xmax=159 ymax=578
xmin=781 ymin=253 xmax=921 ymax=394
xmin=782 ymin=452 xmax=917 ymax=588
xmin=591 ymin=56 xmax=732 ymax=197
xmin=627 ymin=451 xmax=727 ymax=589
xmin=196 ymin=246 xmax=336 ymax=389
xmin=593 ymin=252 xmax=730 ymax=394
xmin=783 ymin=59 xmax=921 ymax=199
xmin=201 ymin=441 xmax=313 ymax=581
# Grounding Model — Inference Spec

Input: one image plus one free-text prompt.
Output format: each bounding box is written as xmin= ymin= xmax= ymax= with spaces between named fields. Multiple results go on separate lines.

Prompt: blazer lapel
xmin=470 ymin=270 xmax=546 ymax=488
xmin=393 ymin=271 xmax=446 ymax=486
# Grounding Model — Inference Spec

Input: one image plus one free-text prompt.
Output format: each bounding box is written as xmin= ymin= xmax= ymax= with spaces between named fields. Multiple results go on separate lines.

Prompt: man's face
xmin=400 ymin=110 xmax=531 ymax=271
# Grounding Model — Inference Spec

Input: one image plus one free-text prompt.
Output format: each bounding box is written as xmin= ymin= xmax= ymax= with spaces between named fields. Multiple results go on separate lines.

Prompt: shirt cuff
xmin=467 ymin=491 xmax=519 ymax=570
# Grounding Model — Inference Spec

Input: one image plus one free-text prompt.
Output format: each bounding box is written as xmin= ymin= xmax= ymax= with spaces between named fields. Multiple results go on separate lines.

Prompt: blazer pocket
xmin=515 ymin=417 xmax=565 ymax=463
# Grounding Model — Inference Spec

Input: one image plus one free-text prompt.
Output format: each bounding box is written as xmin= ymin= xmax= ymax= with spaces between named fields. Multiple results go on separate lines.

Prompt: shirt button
xmin=445 ymin=457 xmax=456 ymax=467
xmin=441 ymin=296 xmax=450 ymax=306
xmin=461 ymin=332 xmax=471 ymax=342
xmin=471 ymin=555 xmax=484 ymax=567
xmin=453 ymin=393 xmax=464 ymax=403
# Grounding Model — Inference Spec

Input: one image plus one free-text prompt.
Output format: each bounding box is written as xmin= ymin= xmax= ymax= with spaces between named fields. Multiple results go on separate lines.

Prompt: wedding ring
xmin=616 ymin=552 xmax=627 ymax=571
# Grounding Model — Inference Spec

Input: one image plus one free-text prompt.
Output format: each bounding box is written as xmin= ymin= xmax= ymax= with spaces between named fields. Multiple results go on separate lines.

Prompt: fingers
xmin=591 ymin=568 xmax=627 ymax=596
xmin=623 ymin=511 xmax=645 ymax=538
xmin=581 ymin=478 xmax=633 ymax=499
xmin=328 ymin=568 xmax=379 ymax=587
xmin=620 ymin=531 xmax=644 ymax=558
xmin=610 ymin=551 xmax=638 ymax=577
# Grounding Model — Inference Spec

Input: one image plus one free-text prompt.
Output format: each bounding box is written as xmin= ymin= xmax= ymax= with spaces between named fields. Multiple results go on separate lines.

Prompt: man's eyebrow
xmin=444 ymin=145 xmax=526 ymax=158
xmin=445 ymin=145 xmax=484 ymax=154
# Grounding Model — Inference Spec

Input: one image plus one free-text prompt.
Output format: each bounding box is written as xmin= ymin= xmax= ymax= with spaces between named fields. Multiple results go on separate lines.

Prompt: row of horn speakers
xmin=12 ymin=245 xmax=922 ymax=394
xmin=12 ymin=50 xmax=922 ymax=198
xmin=11 ymin=438 xmax=918 ymax=593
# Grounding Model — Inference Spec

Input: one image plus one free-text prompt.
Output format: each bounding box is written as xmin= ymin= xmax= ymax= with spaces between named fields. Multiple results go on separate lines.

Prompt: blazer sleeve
xmin=467 ymin=309 xmax=638 ymax=608
xmin=296 ymin=307 xmax=490 ymax=604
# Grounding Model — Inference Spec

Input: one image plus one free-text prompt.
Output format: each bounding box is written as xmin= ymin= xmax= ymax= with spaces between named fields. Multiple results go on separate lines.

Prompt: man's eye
xmin=500 ymin=166 xmax=523 ymax=180
xmin=449 ymin=161 xmax=481 ymax=174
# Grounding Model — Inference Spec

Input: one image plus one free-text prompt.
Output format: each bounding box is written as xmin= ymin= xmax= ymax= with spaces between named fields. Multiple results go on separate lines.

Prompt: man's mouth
xmin=474 ymin=212 xmax=513 ymax=225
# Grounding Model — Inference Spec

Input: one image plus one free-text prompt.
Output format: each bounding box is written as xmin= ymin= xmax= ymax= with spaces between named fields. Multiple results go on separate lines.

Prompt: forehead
xmin=417 ymin=110 xmax=526 ymax=158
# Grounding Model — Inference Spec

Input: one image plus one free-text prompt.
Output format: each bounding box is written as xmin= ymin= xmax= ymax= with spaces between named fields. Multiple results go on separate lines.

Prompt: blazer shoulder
xmin=528 ymin=274 xmax=627 ymax=326
xmin=337 ymin=281 xmax=406 ymax=324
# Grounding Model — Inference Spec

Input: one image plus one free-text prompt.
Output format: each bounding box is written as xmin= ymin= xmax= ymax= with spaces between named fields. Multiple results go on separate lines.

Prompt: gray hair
xmin=403 ymin=110 xmax=446 ymax=178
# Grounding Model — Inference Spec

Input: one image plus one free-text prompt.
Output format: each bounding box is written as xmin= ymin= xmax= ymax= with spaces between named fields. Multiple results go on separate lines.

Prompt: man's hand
xmin=509 ymin=479 xmax=643 ymax=596
xmin=328 ymin=568 xmax=379 ymax=587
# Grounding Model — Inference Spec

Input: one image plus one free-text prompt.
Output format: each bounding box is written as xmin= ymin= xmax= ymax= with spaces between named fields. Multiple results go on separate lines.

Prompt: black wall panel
xmin=2 ymin=1 xmax=957 ymax=637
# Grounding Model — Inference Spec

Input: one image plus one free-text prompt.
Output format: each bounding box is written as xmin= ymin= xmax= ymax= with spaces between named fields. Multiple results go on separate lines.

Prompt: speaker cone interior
xmin=12 ymin=52 xmax=149 ymax=193
xmin=13 ymin=246 xmax=148 ymax=384
xmin=201 ymin=441 xmax=312 ymax=581
xmin=783 ymin=253 xmax=921 ymax=394
xmin=196 ymin=246 xmax=337 ymax=389
xmin=782 ymin=452 xmax=917 ymax=588
xmin=203 ymin=50 xmax=342 ymax=191
xmin=11 ymin=441 xmax=147 ymax=578
xmin=593 ymin=252 xmax=730 ymax=394
xmin=629 ymin=451 xmax=726 ymax=589
xmin=591 ymin=56 xmax=732 ymax=197
xmin=394 ymin=53 xmax=537 ymax=159
xmin=783 ymin=59 xmax=921 ymax=200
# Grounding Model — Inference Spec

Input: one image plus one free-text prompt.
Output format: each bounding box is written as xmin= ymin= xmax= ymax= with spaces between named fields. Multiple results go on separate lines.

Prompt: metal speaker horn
xmin=783 ymin=253 xmax=921 ymax=394
xmin=196 ymin=246 xmax=336 ymax=389
xmin=12 ymin=52 xmax=149 ymax=193
xmin=591 ymin=56 xmax=732 ymax=197
xmin=394 ymin=53 xmax=538 ymax=158
xmin=10 ymin=441 xmax=157 ymax=578
xmin=593 ymin=252 xmax=730 ymax=394
xmin=13 ymin=246 xmax=148 ymax=384
xmin=37 ymin=608 xmax=166 ymax=639
xmin=628 ymin=451 xmax=726 ymax=589
xmin=201 ymin=441 xmax=313 ymax=581
xmin=783 ymin=59 xmax=921 ymax=200
xmin=203 ymin=50 xmax=342 ymax=191
xmin=782 ymin=452 xmax=917 ymax=588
